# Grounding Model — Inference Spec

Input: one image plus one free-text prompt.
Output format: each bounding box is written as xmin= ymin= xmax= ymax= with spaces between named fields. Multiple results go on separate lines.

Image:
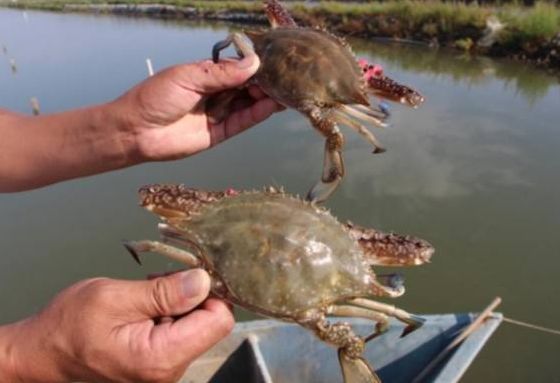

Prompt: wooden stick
xmin=412 ymin=297 xmax=502 ymax=383
xmin=30 ymin=97 xmax=40 ymax=116
xmin=146 ymin=58 xmax=154 ymax=77
xmin=9 ymin=58 xmax=17 ymax=73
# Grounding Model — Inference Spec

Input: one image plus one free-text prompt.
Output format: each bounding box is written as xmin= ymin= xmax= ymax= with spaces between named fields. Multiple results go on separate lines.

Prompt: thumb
xmin=176 ymin=55 xmax=260 ymax=95
xmin=137 ymin=269 xmax=211 ymax=318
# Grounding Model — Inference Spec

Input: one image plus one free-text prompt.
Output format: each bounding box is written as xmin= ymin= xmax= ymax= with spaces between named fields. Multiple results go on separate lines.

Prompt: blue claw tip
xmin=378 ymin=273 xmax=404 ymax=289
xmin=379 ymin=101 xmax=391 ymax=116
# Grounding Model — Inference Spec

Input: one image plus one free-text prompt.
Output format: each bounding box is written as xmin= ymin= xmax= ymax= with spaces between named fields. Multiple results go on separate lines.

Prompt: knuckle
xmin=150 ymin=278 xmax=174 ymax=315
xmin=81 ymin=278 xmax=115 ymax=305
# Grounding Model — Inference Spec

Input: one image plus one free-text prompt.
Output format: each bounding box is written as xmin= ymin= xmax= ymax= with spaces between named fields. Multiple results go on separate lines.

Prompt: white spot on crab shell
xmin=304 ymin=240 xmax=333 ymax=266
xmin=362 ymin=272 xmax=375 ymax=286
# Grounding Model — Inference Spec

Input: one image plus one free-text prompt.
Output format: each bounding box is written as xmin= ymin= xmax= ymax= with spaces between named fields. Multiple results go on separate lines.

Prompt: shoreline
xmin=2 ymin=1 xmax=560 ymax=72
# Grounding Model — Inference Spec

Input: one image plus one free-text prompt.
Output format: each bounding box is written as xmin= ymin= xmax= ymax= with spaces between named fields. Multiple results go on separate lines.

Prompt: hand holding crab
xmin=113 ymin=56 xmax=285 ymax=161
xmin=0 ymin=55 xmax=283 ymax=192
xmin=0 ymin=270 xmax=234 ymax=382
xmin=125 ymin=184 xmax=434 ymax=383
xmin=211 ymin=0 xmax=424 ymax=202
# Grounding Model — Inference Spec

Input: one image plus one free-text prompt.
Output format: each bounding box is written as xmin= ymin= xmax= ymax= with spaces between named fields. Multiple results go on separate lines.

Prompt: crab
xmin=124 ymin=184 xmax=434 ymax=383
xmin=209 ymin=0 xmax=424 ymax=203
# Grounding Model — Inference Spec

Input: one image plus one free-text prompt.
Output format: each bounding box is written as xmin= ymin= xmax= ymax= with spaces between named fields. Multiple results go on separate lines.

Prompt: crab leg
xmin=348 ymin=298 xmax=425 ymax=337
xmin=338 ymin=349 xmax=381 ymax=383
xmin=304 ymin=318 xmax=380 ymax=383
xmin=343 ymin=105 xmax=389 ymax=128
xmin=326 ymin=305 xmax=390 ymax=341
xmin=304 ymin=105 xmax=346 ymax=202
xmin=307 ymin=128 xmax=345 ymax=202
xmin=122 ymin=240 xmax=201 ymax=268
xmin=212 ymin=32 xmax=255 ymax=63
xmin=333 ymin=110 xmax=386 ymax=154
xmin=351 ymin=104 xmax=389 ymax=120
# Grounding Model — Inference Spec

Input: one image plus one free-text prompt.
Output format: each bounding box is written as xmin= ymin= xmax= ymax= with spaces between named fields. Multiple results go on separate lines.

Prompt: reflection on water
xmin=1 ymin=9 xmax=559 ymax=383
xmin=352 ymin=39 xmax=559 ymax=104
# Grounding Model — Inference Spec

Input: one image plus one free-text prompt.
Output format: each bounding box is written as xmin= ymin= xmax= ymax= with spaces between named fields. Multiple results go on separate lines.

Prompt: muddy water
xmin=1 ymin=8 xmax=559 ymax=382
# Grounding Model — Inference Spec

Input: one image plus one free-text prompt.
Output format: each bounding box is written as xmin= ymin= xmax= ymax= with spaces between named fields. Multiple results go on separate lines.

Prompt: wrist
xmin=0 ymin=322 xmax=21 ymax=382
xmin=0 ymin=318 xmax=71 ymax=383
xmin=90 ymin=100 xmax=144 ymax=168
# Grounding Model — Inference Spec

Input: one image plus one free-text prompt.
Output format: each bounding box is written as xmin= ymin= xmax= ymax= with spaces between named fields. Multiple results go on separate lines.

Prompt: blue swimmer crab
xmin=209 ymin=0 xmax=424 ymax=203
xmin=124 ymin=184 xmax=434 ymax=383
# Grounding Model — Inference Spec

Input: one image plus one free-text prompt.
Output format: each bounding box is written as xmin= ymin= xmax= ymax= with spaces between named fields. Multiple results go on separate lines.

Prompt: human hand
xmin=111 ymin=55 xmax=283 ymax=162
xmin=0 ymin=269 xmax=233 ymax=383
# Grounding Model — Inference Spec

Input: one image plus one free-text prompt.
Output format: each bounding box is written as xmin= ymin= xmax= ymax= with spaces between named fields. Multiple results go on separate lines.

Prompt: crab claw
xmin=367 ymin=74 xmax=425 ymax=108
xmin=358 ymin=58 xmax=384 ymax=79
xmin=401 ymin=314 xmax=426 ymax=338
xmin=358 ymin=58 xmax=368 ymax=67
xmin=357 ymin=58 xmax=424 ymax=109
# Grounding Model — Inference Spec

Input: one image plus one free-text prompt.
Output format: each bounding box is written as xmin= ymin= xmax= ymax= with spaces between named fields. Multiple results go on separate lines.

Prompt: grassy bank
xmin=2 ymin=0 xmax=560 ymax=69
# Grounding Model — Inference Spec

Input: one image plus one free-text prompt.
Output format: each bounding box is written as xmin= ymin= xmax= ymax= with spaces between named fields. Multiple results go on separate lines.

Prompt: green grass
xmin=501 ymin=2 xmax=560 ymax=40
xmin=2 ymin=0 xmax=559 ymax=48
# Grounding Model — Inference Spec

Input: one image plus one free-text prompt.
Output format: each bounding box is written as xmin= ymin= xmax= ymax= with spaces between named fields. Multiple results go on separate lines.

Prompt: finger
xmin=172 ymin=56 xmax=260 ymax=95
xmin=155 ymin=316 xmax=175 ymax=325
xmin=247 ymin=85 xmax=267 ymax=100
xmin=209 ymin=97 xmax=283 ymax=146
xmin=147 ymin=269 xmax=185 ymax=280
xmin=230 ymin=96 xmax=257 ymax=114
xmin=133 ymin=269 xmax=211 ymax=318
xmin=163 ymin=298 xmax=235 ymax=360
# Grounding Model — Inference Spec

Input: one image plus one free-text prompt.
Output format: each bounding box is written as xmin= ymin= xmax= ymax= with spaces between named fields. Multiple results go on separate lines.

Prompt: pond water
xmin=1 ymin=8 xmax=559 ymax=382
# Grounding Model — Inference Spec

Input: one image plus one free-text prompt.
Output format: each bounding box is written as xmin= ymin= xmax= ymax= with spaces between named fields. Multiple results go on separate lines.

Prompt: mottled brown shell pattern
xmin=245 ymin=27 xmax=369 ymax=109
xmin=157 ymin=190 xmax=373 ymax=317
xmin=138 ymin=185 xmax=434 ymax=317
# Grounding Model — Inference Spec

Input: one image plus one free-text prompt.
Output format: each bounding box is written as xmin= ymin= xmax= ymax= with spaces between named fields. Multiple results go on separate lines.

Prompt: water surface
xmin=1 ymin=9 xmax=559 ymax=382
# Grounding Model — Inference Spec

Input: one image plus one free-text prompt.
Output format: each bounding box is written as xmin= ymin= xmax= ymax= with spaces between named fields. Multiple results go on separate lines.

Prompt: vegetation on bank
xmin=2 ymin=0 xmax=560 ymax=69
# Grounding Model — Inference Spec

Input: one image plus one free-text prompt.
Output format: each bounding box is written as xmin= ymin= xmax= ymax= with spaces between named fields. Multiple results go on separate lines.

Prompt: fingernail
xmin=236 ymin=55 xmax=259 ymax=70
xmin=181 ymin=269 xmax=209 ymax=298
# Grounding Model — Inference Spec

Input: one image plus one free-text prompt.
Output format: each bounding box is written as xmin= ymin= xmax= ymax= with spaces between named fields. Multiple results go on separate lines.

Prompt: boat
xmin=180 ymin=312 xmax=502 ymax=383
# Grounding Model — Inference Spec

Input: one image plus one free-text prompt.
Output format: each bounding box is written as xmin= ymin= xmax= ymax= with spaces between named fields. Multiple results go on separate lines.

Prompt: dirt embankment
xmin=298 ymin=11 xmax=560 ymax=71
xmin=6 ymin=2 xmax=560 ymax=71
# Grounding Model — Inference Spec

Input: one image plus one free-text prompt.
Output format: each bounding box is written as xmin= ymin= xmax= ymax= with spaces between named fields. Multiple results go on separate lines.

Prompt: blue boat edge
xmin=180 ymin=312 xmax=503 ymax=383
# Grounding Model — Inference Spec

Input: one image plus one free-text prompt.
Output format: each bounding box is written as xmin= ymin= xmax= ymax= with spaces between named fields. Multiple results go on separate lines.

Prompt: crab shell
xmin=244 ymin=27 xmax=369 ymax=111
xmin=139 ymin=184 xmax=433 ymax=319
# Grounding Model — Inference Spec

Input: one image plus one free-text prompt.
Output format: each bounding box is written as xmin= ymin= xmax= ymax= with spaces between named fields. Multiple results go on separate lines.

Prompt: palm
xmin=124 ymin=59 xmax=282 ymax=161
